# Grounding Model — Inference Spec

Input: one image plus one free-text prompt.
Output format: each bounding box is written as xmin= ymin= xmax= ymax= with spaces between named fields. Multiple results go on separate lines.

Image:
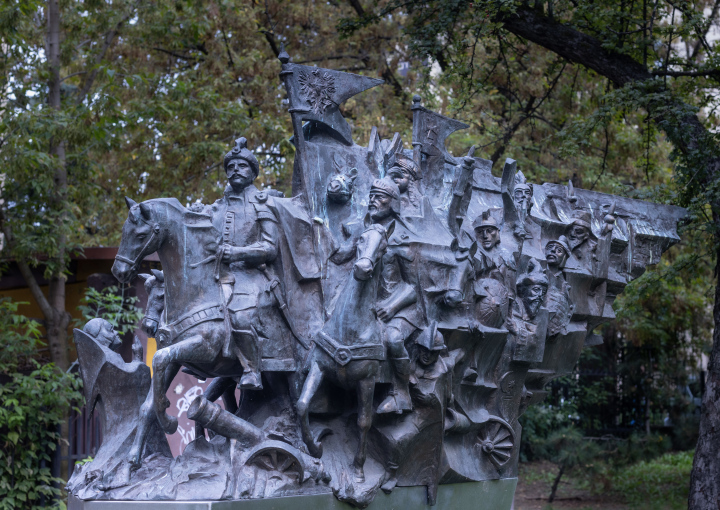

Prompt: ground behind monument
xmin=514 ymin=450 xmax=692 ymax=510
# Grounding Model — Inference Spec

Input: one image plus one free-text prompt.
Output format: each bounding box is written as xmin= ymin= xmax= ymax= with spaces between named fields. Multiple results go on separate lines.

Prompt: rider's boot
xmin=233 ymin=328 xmax=263 ymax=390
xmin=377 ymin=357 xmax=413 ymax=414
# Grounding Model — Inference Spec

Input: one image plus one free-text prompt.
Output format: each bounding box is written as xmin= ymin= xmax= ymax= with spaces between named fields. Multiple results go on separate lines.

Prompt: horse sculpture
xmin=296 ymin=222 xmax=393 ymax=483
xmin=113 ymin=197 xmax=298 ymax=472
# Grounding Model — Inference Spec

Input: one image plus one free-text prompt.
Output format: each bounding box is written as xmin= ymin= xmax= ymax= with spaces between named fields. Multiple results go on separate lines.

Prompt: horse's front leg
xmin=296 ymin=360 xmax=325 ymax=458
xmin=127 ymin=385 xmax=156 ymax=468
xmin=152 ymin=334 xmax=215 ymax=434
xmin=353 ymin=376 xmax=376 ymax=483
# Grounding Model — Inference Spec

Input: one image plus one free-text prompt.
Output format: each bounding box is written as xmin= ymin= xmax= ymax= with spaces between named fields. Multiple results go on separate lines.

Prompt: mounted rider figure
xmin=212 ymin=137 xmax=279 ymax=391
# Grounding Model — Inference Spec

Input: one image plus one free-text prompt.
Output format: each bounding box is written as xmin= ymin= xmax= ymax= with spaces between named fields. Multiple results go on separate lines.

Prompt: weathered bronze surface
xmin=68 ymin=51 xmax=685 ymax=508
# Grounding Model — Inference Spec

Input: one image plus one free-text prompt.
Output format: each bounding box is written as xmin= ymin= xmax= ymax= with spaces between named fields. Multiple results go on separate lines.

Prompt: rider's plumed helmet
xmin=224 ymin=137 xmax=259 ymax=178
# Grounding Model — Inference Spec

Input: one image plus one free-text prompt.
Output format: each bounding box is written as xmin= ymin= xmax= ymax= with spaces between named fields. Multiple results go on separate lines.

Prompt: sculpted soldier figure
xmin=211 ymin=137 xmax=279 ymax=390
xmin=387 ymin=144 xmax=423 ymax=218
xmin=367 ymin=178 xmax=418 ymax=415
xmin=544 ymin=236 xmax=574 ymax=337
xmin=507 ymin=258 xmax=549 ymax=363
xmin=566 ymin=209 xmax=598 ymax=265
xmin=472 ymin=210 xmax=515 ymax=288
xmin=378 ymin=322 xmax=460 ymax=503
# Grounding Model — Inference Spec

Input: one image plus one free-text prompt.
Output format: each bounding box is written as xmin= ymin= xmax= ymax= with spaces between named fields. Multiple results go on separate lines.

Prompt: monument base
xmin=68 ymin=479 xmax=517 ymax=510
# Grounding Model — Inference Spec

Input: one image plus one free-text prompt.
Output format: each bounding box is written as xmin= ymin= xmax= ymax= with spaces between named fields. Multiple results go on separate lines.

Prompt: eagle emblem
xmin=298 ymin=69 xmax=336 ymax=115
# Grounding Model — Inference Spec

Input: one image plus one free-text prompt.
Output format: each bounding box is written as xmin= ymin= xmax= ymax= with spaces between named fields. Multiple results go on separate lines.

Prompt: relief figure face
xmin=568 ymin=225 xmax=590 ymax=247
xmin=226 ymin=158 xmax=254 ymax=190
xmin=475 ymin=226 xmax=500 ymax=250
xmin=513 ymin=184 xmax=533 ymax=212
xmin=99 ymin=321 xmax=123 ymax=352
xmin=388 ymin=166 xmax=411 ymax=193
xmin=369 ymin=191 xmax=394 ymax=222
xmin=545 ymin=243 xmax=569 ymax=269
xmin=519 ymin=283 xmax=547 ymax=319
xmin=417 ymin=345 xmax=439 ymax=367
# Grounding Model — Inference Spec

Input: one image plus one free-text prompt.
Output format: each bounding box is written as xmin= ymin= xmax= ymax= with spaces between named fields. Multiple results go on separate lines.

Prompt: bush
xmin=0 ymin=299 xmax=82 ymax=509
xmin=613 ymin=450 xmax=693 ymax=509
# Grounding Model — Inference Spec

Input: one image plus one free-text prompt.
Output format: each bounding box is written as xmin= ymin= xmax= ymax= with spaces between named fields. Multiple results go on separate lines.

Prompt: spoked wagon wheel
xmin=246 ymin=440 xmax=305 ymax=482
xmin=475 ymin=417 xmax=515 ymax=469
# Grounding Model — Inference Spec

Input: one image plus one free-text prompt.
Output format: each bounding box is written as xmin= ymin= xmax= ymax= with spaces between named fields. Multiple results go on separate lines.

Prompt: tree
xmin=341 ymin=1 xmax=720 ymax=506
xmin=0 ymin=298 xmax=82 ymax=508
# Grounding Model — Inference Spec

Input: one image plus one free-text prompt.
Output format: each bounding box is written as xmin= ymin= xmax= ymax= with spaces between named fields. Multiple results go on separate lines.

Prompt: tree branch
xmin=76 ymin=3 xmax=139 ymax=104
xmin=0 ymin=210 xmax=53 ymax=319
xmin=651 ymin=69 xmax=720 ymax=78
xmin=347 ymin=0 xmax=365 ymax=16
xmin=498 ymin=7 xmax=719 ymax=169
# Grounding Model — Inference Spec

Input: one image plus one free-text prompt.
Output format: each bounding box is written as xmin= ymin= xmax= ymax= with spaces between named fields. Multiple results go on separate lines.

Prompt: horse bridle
xmin=115 ymin=221 xmax=162 ymax=274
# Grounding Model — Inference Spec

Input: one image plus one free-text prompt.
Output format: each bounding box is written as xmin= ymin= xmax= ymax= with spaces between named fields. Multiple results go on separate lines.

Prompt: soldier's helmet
xmin=472 ymin=209 xmax=500 ymax=231
xmin=370 ymin=177 xmax=400 ymax=200
xmin=416 ymin=321 xmax=445 ymax=352
xmin=387 ymin=151 xmax=420 ymax=180
xmin=517 ymin=258 xmax=549 ymax=289
xmin=569 ymin=209 xmax=593 ymax=230
xmin=546 ymin=235 xmax=571 ymax=256
xmin=224 ymin=137 xmax=260 ymax=179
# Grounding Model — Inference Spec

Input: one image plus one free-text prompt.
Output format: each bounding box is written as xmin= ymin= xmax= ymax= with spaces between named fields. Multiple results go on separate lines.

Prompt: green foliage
xmin=535 ymin=426 xmax=602 ymax=471
xmin=519 ymin=380 xmax=579 ymax=461
xmin=75 ymin=285 xmax=142 ymax=335
xmin=613 ymin=450 xmax=694 ymax=509
xmin=0 ymin=299 xmax=82 ymax=509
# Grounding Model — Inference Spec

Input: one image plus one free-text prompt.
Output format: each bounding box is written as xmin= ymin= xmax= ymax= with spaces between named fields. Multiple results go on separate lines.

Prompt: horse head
xmin=138 ymin=269 xmax=165 ymax=337
xmin=112 ymin=197 xmax=164 ymax=283
xmin=326 ymin=156 xmax=358 ymax=205
xmin=352 ymin=222 xmax=393 ymax=281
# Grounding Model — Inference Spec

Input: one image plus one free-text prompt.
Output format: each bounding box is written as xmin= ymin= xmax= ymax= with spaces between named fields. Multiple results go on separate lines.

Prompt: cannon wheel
xmin=246 ymin=440 xmax=305 ymax=483
xmin=476 ymin=417 xmax=515 ymax=469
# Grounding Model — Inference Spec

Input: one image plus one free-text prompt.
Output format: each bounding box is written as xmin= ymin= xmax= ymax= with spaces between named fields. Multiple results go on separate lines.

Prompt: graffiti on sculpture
xmin=67 ymin=49 xmax=685 ymax=507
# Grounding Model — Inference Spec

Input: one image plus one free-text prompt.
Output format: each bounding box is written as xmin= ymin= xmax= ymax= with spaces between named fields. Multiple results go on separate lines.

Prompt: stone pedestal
xmin=68 ymin=479 xmax=518 ymax=510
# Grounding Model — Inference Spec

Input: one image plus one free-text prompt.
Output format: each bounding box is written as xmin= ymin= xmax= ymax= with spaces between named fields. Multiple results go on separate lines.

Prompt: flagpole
xmin=278 ymin=48 xmax=312 ymax=206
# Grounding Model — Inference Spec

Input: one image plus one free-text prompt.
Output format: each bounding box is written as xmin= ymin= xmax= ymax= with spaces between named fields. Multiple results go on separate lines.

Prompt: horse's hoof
xmin=127 ymin=451 xmax=141 ymax=469
xmin=380 ymin=476 xmax=397 ymax=493
xmin=353 ymin=465 xmax=365 ymax=484
xmin=158 ymin=412 xmax=178 ymax=434
xmin=239 ymin=371 xmax=263 ymax=390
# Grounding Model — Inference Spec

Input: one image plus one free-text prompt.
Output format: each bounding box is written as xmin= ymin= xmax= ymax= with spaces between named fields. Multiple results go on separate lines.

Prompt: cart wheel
xmin=247 ymin=440 xmax=304 ymax=482
xmin=476 ymin=417 xmax=515 ymax=469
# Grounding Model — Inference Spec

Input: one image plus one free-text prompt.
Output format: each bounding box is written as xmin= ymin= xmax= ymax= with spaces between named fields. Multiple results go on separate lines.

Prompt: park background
xmin=1 ymin=1 xmax=719 ymax=509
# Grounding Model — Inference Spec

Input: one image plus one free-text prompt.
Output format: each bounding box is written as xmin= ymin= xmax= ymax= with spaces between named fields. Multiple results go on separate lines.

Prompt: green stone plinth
xmin=69 ymin=479 xmax=517 ymax=510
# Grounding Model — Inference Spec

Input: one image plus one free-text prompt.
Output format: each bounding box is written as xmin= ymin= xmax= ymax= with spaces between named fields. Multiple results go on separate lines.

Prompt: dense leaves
xmin=0 ymin=299 xmax=82 ymax=509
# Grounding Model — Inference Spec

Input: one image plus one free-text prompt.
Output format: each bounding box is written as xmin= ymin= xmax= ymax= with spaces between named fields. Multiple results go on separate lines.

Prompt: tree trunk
xmin=688 ymin=209 xmax=720 ymax=508
xmin=548 ymin=463 xmax=565 ymax=503
xmin=495 ymin=6 xmax=720 ymax=507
